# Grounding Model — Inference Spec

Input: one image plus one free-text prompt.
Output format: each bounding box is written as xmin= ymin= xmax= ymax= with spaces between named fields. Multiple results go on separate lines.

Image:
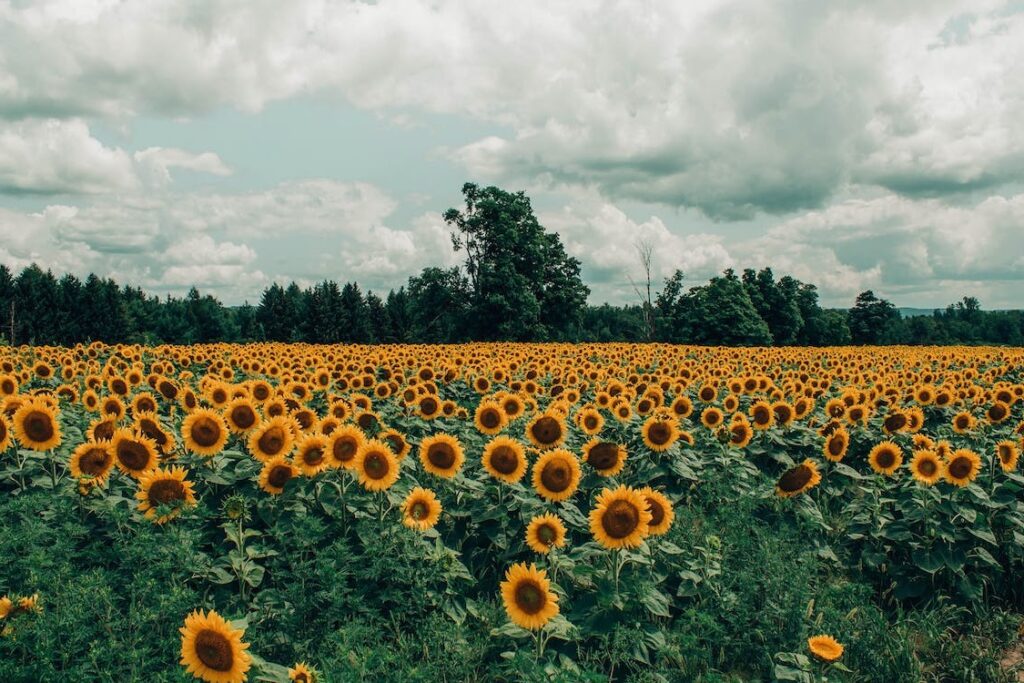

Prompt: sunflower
xmin=909 ymin=450 xmax=943 ymax=485
xmin=224 ymin=398 xmax=260 ymax=434
xmin=749 ymin=401 xmax=775 ymax=430
xmin=581 ymin=439 xmax=627 ymax=476
xmin=12 ymin=399 xmax=62 ymax=451
xmin=532 ymin=449 xmax=581 ymax=502
xmin=101 ymin=396 xmax=126 ymax=421
xmin=69 ymin=441 xmax=115 ymax=483
xmin=641 ymin=416 xmax=678 ymax=452
xmin=868 ymin=441 xmax=903 ymax=476
xmin=576 ymin=407 xmax=604 ymax=436
xmin=474 ymin=401 xmax=507 ymax=435
xmin=775 ymin=459 xmax=822 ymax=498
xmin=288 ymin=662 xmax=318 ymax=683
xmin=380 ymin=428 xmax=412 ymax=460
xmin=419 ymin=433 xmax=465 ymax=478
xmin=525 ymin=412 xmax=566 ymax=450
xmin=258 ymin=456 xmax=298 ymax=495
xmin=327 ymin=425 xmax=365 ymax=469
xmin=807 ymin=635 xmax=844 ymax=662
xmin=945 ymin=449 xmax=981 ymax=487
xmin=882 ymin=410 xmax=908 ymax=434
xmin=355 ymin=439 xmax=400 ymax=491
xmin=952 ymin=411 xmax=976 ymax=434
xmin=0 ymin=415 xmax=11 ymax=452
xmin=248 ymin=416 xmax=296 ymax=462
xmin=88 ymin=416 xmax=118 ymax=443
xmin=822 ymin=429 xmax=849 ymax=462
xmin=111 ymin=428 xmax=159 ymax=478
xmin=700 ymin=407 xmax=724 ymax=429
xmin=728 ymin=420 xmax=753 ymax=448
xmin=500 ymin=563 xmax=559 ymax=631
xmin=182 ymin=409 xmax=229 ymax=457
xmin=996 ymin=440 xmax=1020 ymax=472
xmin=417 ymin=394 xmax=442 ymax=419
xmin=402 ymin=487 xmax=442 ymax=531
xmin=987 ymin=401 xmax=1011 ymax=424
xmin=135 ymin=412 xmax=176 ymax=455
xmin=481 ymin=436 xmax=528 ymax=484
xmin=772 ymin=401 xmax=795 ymax=427
xmin=294 ymin=434 xmax=330 ymax=476
xmin=500 ymin=394 xmax=526 ymax=421
xmin=136 ymin=466 xmax=197 ymax=524
xmin=639 ymin=487 xmax=674 ymax=536
xmin=670 ymin=395 xmax=694 ymax=419
xmin=589 ymin=485 xmax=652 ymax=549
xmin=179 ymin=609 xmax=251 ymax=683
xmin=525 ymin=513 xmax=566 ymax=554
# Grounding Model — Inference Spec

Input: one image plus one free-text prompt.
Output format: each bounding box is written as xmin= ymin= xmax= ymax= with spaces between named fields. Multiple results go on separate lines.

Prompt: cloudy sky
xmin=1 ymin=0 xmax=1023 ymax=308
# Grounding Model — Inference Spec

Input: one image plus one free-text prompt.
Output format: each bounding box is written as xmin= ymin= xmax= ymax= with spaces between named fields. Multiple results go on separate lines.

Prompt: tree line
xmin=2 ymin=183 xmax=1022 ymax=347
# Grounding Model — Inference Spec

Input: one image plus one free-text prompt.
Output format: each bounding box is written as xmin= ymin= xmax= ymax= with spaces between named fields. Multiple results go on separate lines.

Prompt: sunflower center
xmin=480 ymin=409 xmax=501 ymax=429
xmin=917 ymin=458 xmax=937 ymax=477
xmin=489 ymin=445 xmax=520 ymax=475
xmin=268 ymin=465 xmax=293 ymax=488
xmin=139 ymin=419 xmax=168 ymax=446
xmin=601 ymin=499 xmax=641 ymax=539
xmin=364 ymin=452 xmax=390 ymax=479
xmin=79 ymin=447 xmax=111 ymax=475
xmin=419 ymin=397 xmax=438 ymax=415
xmin=540 ymin=458 xmax=572 ymax=492
xmin=385 ymin=434 xmax=405 ymax=454
xmin=537 ymin=524 xmax=556 ymax=544
xmin=231 ymin=406 xmax=256 ymax=429
xmin=647 ymin=422 xmax=672 ymax=445
xmin=778 ymin=465 xmax=812 ymax=493
xmin=531 ymin=417 xmax=562 ymax=445
xmin=357 ymin=413 xmax=376 ymax=430
xmin=117 ymin=441 xmax=151 ymax=471
xmin=158 ymin=381 xmax=177 ymax=399
xmin=955 ymin=416 xmax=970 ymax=429
xmin=513 ymin=581 xmax=546 ymax=615
xmin=191 ymin=417 xmax=222 ymax=448
xmin=646 ymin=498 xmax=665 ymax=527
xmin=149 ymin=479 xmax=186 ymax=505
xmin=93 ymin=420 xmax=115 ymax=441
xmin=302 ymin=447 xmax=325 ymax=466
xmin=827 ymin=436 xmax=845 ymax=457
xmin=137 ymin=397 xmax=156 ymax=413
xmin=990 ymin=404 xmax=1008 ymax=420
xmin=427 ymin=443 xmax=457 ymax=469
xmin=753 ymin=407 xmax=771 ymax=425
xmin=583 ymin=415 xmax=598 ymax=430
xmin=23 ymin=411 xmax=55 ymax=443
xmin=884 ymin=414 xmax=907 ymax=432
xmin=875 ymin=449 xmax=896 ymax=469
xmin=999 ymin=445 xmax=1014 ymax=464
xmin=704 ymin=410 xmax=722 ymax=426
xmin=588 ymin=443 xmax=619 ymax=470
xmin=731 ymin=424 xmax=749 ymax=444
xmin=258 ymin=426 xmax=286 ymax=455
xmin=411 ymin=501 xmax=428 ymax=520
xmin=948 ymin=457 xmax=972 ymax=479
xmin=194 ymin=628 xmax=234 ymax=672
xmin=503 ymin=401 xmax=520 ymax=417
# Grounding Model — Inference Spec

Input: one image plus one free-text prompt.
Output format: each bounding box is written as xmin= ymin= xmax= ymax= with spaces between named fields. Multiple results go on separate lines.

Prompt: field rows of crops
xmin=2 ymin=342 xmax=1024 ymax=682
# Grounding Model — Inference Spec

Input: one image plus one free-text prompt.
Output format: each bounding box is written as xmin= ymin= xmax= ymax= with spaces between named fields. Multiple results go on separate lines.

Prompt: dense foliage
xmin=2 ymin=342 xmax=1024 ymax=681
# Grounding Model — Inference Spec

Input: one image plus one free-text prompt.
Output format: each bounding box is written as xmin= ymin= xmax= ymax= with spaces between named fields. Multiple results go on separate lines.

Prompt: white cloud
xmin=134 ymin=147 xmax=232 ymax=185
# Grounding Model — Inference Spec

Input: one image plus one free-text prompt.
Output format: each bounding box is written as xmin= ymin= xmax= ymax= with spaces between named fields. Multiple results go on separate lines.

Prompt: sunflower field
xmin=3 ymin=342 xmax=1024 ymax=682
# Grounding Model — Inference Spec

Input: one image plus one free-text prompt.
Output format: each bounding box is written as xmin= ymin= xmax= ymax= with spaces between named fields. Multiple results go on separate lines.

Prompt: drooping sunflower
xmin=402 ymin=487 xmax=442 ymax=531
xmin=775 ymin=459 xmax=822 ymax=498
xmin=223 ymin=398 xmax=260 ymax=434
xmin=581 ymin=438 xmax=627 ymax=476
xmin=69 ymin=441 xmax=115 ymax=483
xmin=327 ymin=425 xmax=365 ymax=469
xmin=182 ymin=409 xmax=229 ymax=457
xmin=294 ymin=433 xmax=330 ymax=476
xmin=419 ymin=433 xmax=465 ymax=478
xmin=996 ymin=440 xmax=1020 ymax=472
xmin=179 ymin=609 xmax=251 ymax=683
xmin=258 ymin=455 xmax=298 ymax=495
xmin=355 ymin=439 xmax=401 ymax=491
xmin=822 ymin=428 xmax=849 ymax=462
xmin=641 ymin=416 xmax=679 ymax=452
xmin=481 ymin=436 xmax=528 ymax=484
xmin=532 ymin=449 xmax=581 ymax=502
xmin=525 ymin=513 xmax=566 ymax=554
xmin=135 ymin=466 xmax=197 ymax=524
xmin=868 ymin=441 xmax=903 ymax=476
xmin=638 ymin=486 xmax=674 ymax=536
xmin=500 ymin=563 xmax=559 ymax=631
xmin=589 ymin=485 xmax=652 ymax=549
xmin=12 ymin=399 xmax=62 ymax=451
xmin=807 ymin=635 xmax=844 ymax=662
xmin=525 ymin=412 xmax=566 ymax=450
xmin=111 ymin=428 xmax=159 ymax=478
xmin=248 ymin=416 xmax=296 ymax=462
xmin=909 ymin=450 xmax=943 ymax=485
xmin=944 ymin=448 xmax=981 ymax=487
xmin=474 ymin=401 xmax=507 ymax=435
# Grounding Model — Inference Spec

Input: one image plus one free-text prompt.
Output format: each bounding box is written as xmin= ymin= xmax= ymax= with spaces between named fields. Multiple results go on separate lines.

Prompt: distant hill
xmin=899 ymin=308 xmax=938 ymax=318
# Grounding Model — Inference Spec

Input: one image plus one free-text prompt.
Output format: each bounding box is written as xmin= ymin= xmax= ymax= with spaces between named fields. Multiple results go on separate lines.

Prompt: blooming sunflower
xmin=111 ymin=428 xmax=159 ymax=478
xmin=807 ymin=634 xmax=844 ymax=662
xmin=532 ymin=449 xmax=581 ymax=502
xmin=952 ymin=411 xmax=976 ymax=434
xmin=581 ymin=439 xmax=627 ymax=476
xmin=136 ymin=466 xmax=197 ymax=524
xmin=258 ymin=456 xmax=298 ymax=495
xmin=474 ymin=401 xmax=507 ymax=435
xmin=525 ymin=412 xmax=566 ymax=450
xmin=402 ymin=487 xmax=442 ymax=531
xmin=500 ymin=563 xmax=559 ymax=631
xmin=749 ymin=401 xmax=775 ymax=430
xmin=944 ymin=448 xmax=981 ymax=487
xmin=223 ymin=398 xmax=260 ymax=434
xmin=179 ymin=609 xmax=251 ymax=683
xmin=248 ymin=416 xmax=296 ymax=462
xmin=589 ymin=485 xmax=652 ymax=549
xmin=69 ymin=441 xmax=115 ymax=483
xmin=868 ymin=441 xmax=903 ymax=476
xmin=700 ymin=407 xmax=724 ymax=430
xmin=288 ymin=662 xmax=318 ymax=683
xmin=12 ymin=399 xmax=62 ymax=451
xmin=294 ymin=433 xmax=330 ymax=476
xmin=909 ymin=450 xmax=943 ymax=485
xmin=182 ymin=409 xmax=229 ymax=457
xmin=638 ymin=486 xmax=674 ymax=536
xmin=775 ymin=459 xmax=822 ymax=498
xmin=728 ymin=420 xmax=753 ymax=448
xmin=0 ymin=415 xmax=12 ymax=452
xmin=419 ymin=433 xmax=465 ymax=478
xmin=822 ymin=428 xmax=849 ymax=462
xmin=135 ymin=412 xmax=176 ymax=455
xmin=996 ymin=440 xmax=1020 ymax=472
xmin=481 ymin=436 xmax=528 ymax=484
xmin=641 ymin=416 xmax=679 ymax=452
xmin=525 ymin=513 xmax=566 ymax=554
xmin=576 ymin=407 xmax=604 ymax=436
xmin=355 ymin=439 xmax=400 ymax=491
xmin=327 ymin=425 xmax=365 ymax=469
